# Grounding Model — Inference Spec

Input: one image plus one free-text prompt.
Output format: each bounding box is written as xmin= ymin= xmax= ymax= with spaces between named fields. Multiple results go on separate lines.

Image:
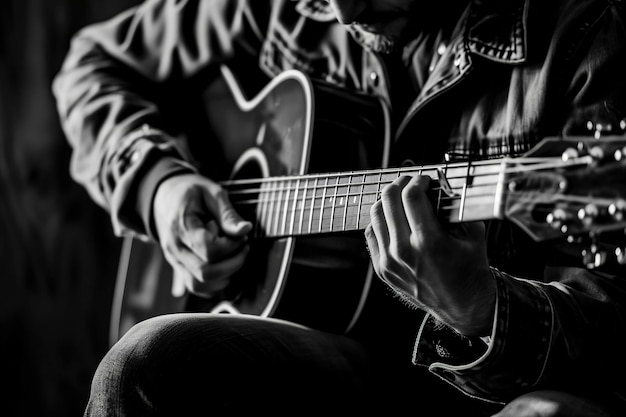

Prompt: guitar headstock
xmin=502 ymin=134 xmax=626 ymax=267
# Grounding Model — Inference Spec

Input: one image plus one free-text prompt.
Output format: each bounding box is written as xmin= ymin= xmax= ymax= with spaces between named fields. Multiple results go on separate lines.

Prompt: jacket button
xmin=369 ymin=71 xmax=379 ymax=87
xmin=130 ymin=150 xmax=141 ymax=163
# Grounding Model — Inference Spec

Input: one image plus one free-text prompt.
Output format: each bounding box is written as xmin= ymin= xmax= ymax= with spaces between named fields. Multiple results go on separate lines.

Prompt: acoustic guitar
xmin=109 ymin=66 xmax=626 ymax=345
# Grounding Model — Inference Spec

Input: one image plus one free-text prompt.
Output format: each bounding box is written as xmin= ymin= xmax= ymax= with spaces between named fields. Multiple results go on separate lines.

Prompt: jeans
xmin=83 ymin=312 xmax=622 ymax=417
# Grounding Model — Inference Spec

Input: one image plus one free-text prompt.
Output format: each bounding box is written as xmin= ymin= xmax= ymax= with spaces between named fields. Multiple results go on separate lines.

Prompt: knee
xmin=85 ymin=316 xmax=183 ymax=415
xmin=95 ymin=315 xmax=193 ymax=386
xmin=493 ymin=391 xmax=612 ymax=417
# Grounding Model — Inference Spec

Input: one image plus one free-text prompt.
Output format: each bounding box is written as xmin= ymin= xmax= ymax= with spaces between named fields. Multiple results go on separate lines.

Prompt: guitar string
xmin=219 ymin=156 xmax=582 ymax=186
xmin=243 ymin=192 xmax=615 ymax=221
xmin=237 ymin=194 xmax=607 ymax=234
xmin=280 ymin=189 xmax=618 ymax=234
xmin=225 ymin=159 xmax=601 ymax=208
xmin=220 ymin=156 xmax=610 ymax=235
xmin=229 ymin=185 xmax=619 ymax=210
xmin=222 ymin=156 xmax=592 ymax=199
xmin=242 ymin=187 xmax=617 ymax=236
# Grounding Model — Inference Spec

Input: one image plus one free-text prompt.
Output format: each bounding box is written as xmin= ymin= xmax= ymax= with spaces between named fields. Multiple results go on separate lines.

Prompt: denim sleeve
xmin=51 ymin=0 xmax=269 ymax=238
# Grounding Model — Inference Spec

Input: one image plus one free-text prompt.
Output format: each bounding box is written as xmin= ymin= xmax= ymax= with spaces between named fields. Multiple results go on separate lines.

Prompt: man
xmin=53 ymin=0 xmax=626 ymax=415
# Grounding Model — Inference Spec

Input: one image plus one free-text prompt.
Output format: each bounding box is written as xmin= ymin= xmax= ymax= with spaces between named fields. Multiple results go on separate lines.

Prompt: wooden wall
xmin=0 ymin=1 xmax=140 ymax=415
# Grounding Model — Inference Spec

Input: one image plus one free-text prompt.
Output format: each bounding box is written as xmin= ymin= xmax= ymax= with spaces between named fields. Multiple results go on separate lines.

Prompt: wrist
xmin=137 ymin=157 xmax=196 ymax=240
xmin=447 ymin=269 xmax=497 ymax=337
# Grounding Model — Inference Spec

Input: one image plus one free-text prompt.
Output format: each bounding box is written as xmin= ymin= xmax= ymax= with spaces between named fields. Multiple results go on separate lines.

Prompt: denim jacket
xmin=53 ymin=0 xmax=626 ymax=404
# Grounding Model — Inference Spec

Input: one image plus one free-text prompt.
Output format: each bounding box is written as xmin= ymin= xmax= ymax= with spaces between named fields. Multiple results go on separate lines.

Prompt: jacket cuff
xmin=413 ymin=268 xmax=553 ymax=403
xmin=135 ymin=156 xmax=196 ymax=241
xmin=110 ymin=126 xmax=197 ymax=239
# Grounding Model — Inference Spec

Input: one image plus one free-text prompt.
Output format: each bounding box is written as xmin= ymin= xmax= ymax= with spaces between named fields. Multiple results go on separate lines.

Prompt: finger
xmin=180 ymin=218 xmax=247 ymax=266
xmin=171 ymin=266 xmax=190 ymax=297
xmin=175 ymin=236 xmax=249 ymax=279
xmin=184 ymin=246 xmax=250 ymax=296
xmin=401 ymin=175 xmax=441 ymax=237
xmin=204 ymin=187 xmax=252 ymax=237
xmin=163 ymin=249 xmax=197 ymax=295
xmin=364 ymin=224 xmax=381 ymax=275
xmin=380 ymin=176 xmax=412 ymax=247
xmin=368 ymin=199 xmax=389 ymax=254
xmin=198 ymin=245 xmax=250 ymax=286
xmin=165 ymin=235 xmax=250 ymax=298
xmin=165 ymin=238 xmax=208 ymax=282
xmin=448 ymin=220 xmax=486 ymax=244
xmin=170 ymin=262 xmax=217 ymax=299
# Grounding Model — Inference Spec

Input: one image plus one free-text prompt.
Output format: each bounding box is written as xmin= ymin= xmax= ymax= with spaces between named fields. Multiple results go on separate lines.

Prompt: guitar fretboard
xmin=224 ymin=159 xmax=508 ymax=238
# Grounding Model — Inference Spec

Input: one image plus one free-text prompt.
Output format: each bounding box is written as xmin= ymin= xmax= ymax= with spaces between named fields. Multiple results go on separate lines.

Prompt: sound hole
xmin=229 ymin=156 xmax=264 ymax=228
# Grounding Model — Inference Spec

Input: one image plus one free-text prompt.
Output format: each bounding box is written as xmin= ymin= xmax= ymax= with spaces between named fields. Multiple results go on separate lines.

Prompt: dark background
xmin=1 ymin=1 xmax=141 ymax=415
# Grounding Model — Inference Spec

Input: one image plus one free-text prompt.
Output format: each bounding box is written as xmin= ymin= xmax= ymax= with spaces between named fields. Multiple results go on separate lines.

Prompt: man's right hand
xmin=152 ymin=173 xmax=252 ymax=298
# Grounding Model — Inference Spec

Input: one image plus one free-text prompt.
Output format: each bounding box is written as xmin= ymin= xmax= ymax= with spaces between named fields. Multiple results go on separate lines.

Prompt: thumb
xmin=171 ymin=267 xmax=189 ymax=297
xmin=213 ymin=193 xmax=252 ymax=237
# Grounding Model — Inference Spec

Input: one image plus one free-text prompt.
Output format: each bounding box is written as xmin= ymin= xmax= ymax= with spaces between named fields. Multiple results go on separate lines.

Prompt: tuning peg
xmin=546 ymin=208 xmax=573 ymax=233
xmin=615 ymin=146 xmax=626 ymax=162
xmin=582 ymin=243 xmax=607 ymax=269
xmin=616 ymin=247 xmax=626 ymax=265
xmin=567 ymin=235 xmax=583 ymax=244
xmin=561 ymin=147 xmax=579 ymax=161
xmin=586 ymin=121 xmax=614 ymax=139
xmin=608 ymin=200 xmax=626 ymax=221
xmin=577 ymin=203 xmax=600 ymax=226
xmin=589 ymin=146 xmax=605 ymax=161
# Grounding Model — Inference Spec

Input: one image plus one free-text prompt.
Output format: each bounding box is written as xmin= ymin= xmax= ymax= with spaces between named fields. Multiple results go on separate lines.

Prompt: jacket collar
xmin=294 ymin=0 xmax=530 ymax=63
xmin=294 ymin=0 xmax=336 ymax=22
xmin=465 ymin=0 xmax=529 ymax=63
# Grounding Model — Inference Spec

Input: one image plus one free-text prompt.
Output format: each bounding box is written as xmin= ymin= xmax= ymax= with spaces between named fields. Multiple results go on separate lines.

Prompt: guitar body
xmin=110 ymin=67 xmax=391 ymax=343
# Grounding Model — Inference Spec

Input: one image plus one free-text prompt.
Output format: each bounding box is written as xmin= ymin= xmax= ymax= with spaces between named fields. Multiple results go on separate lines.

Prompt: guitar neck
xmin=224 ymin=159 xmax=507 ymax=238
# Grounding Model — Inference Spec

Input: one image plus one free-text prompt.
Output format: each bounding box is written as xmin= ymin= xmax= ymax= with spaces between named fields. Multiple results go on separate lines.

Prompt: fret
xmin=327 ymin=176 xmax=338 ymax=232
xmin=318 ymin=177 xmax=329 ymax=233
xmin=341 ymin=176 xmax=349 ymax=231
xmin=298 ymin=178 xmax=307 ymax=234
xmin=327 ymin=174 xmax=349 ymax=232
xmin=436 ymin=162 xmax=499 ymax=223
xmin=288 ymin=179 xmax=300 ymax=235
xmin=264 ymin=180 xmax=276 ymax=236
xmin=373 ymin=171 xmax=383 ymax=225
xmin=280 ymin=181 xmax=291 ymax=235
xmin=436 ymin=165 xmax=446 ymax=214
xmin=461 ymin=162 xmax=500 ymax=222
xmin=380 ymin=171 xmax=401 ymax=190
xmin=257 ymin=180 xmax=269 ymax=237
xmin=307 ymin=177 xmax=318 ymax=234
xmin=344 ymin=174 xmax=361 ymax=231
xmin=271 ymin=180 xmax=282 ymax=236
xmin=458 ymin=161 xmax=472 ymax=222
xmin=355 ymin=173 xmax=365 ymax=230
xmin=269 ymin=180 xmax=278 ymax=236
xmin=358 ymin=172 xmax=379 ymax=228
